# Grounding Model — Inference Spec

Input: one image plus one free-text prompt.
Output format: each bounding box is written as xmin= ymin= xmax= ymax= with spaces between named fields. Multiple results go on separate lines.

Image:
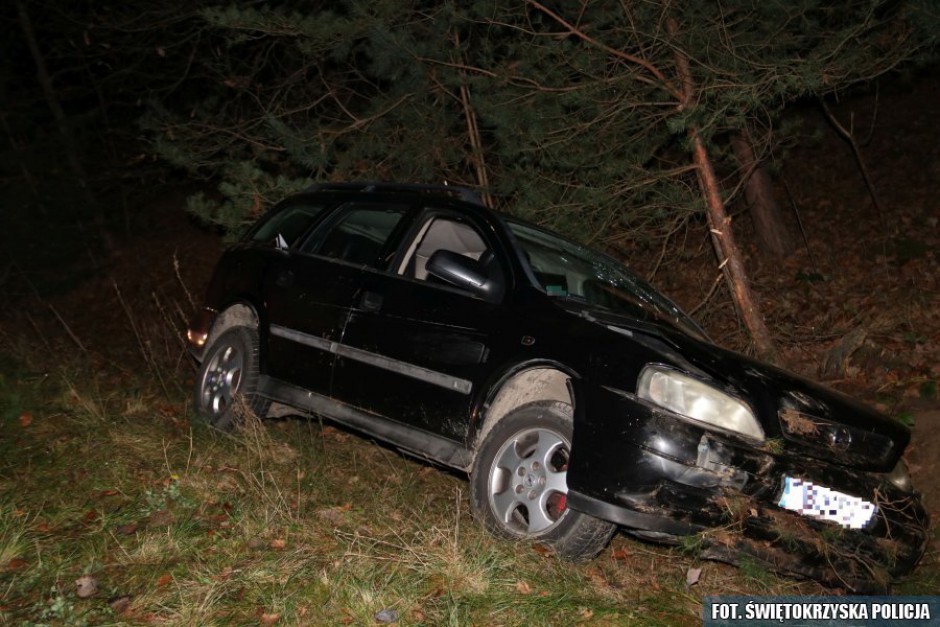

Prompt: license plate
xmin=777 ymin=476 xmax=877 ymax=529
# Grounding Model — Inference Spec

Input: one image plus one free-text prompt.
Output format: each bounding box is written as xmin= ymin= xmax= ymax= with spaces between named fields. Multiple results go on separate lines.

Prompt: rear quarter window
xmin=250 ymin=203 xmax=327 ymax=247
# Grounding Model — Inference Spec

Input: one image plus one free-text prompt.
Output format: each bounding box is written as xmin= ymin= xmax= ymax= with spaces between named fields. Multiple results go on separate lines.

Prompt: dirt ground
xmin=634 ymin=75 xmax=940 ymax=527
xmin=909 ymin=411 xmax=940 ymax=524
xmin=3 ymin=73 xmax=939 ymax=563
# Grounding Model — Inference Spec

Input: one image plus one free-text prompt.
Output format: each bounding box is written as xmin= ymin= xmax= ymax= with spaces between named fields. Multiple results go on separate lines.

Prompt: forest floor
xmin=1 ymin=75 xmax=939 ymax=622
xmin=644 ymin=75 xmax=940 ymax=516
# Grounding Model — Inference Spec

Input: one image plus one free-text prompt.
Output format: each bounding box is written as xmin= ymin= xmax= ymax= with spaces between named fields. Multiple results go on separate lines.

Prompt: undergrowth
xmin=0 ymin=327 xmax=936 ymax=625
xmin=0 ymin=346 xmax=708 ymax=626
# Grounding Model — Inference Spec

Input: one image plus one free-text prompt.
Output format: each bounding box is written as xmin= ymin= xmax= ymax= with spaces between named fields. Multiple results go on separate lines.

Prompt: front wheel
xmin=193 ymin=326 xmax=269 ymax=431
xmin=470 ymin=400 xmax=616 ymax=561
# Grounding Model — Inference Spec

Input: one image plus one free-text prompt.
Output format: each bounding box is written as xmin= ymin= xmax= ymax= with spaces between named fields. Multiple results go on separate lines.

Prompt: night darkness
xmin=1 ymin=0 xmax=939 ymax=618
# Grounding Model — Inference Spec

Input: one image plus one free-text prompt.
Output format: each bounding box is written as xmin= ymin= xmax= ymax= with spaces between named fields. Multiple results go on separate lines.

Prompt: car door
xmin=331 ymin=209 xmax=509 ymax=440
xmin=263 ymin=200 xmax=410 ymax=394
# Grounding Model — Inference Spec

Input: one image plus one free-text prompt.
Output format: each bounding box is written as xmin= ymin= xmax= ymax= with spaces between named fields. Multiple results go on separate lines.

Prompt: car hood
xmin=564 ymin=301 xmax=910 ymax=470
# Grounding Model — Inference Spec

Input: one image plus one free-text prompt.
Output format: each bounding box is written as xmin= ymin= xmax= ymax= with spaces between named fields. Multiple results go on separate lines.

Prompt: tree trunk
xmin=16 ymin=0 xmax=88 ymax=190
xmin=730 ymin=131 xmax=795 ymax=258
xmin=692 ymin=131 xmax=777 ymax=360
xmin=669 ymin=18 xmax=777 ymax=360
xmin=454 ymin=29 xmax=494 ymax=208
xmin=16 ymin=0 xmax=112 ymax=253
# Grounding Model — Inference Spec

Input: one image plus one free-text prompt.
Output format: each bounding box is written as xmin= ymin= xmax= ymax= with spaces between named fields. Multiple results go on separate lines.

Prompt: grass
xmin=0 ymin=337 xmax=937 ymax=626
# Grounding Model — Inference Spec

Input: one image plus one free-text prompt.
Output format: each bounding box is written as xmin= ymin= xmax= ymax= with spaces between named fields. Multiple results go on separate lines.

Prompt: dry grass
xmin=0 ymin=267 xmax=937 ymax=625
xmin=0 ymin=350 xmax=713 ymax=625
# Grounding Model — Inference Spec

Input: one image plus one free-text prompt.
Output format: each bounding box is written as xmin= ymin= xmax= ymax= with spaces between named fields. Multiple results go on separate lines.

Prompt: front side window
xmin=306 ymin=203 xmax=407 ymax=268
xmin=398 ymin=215 xmax=491 ymax=280
xmin=508 ymin=220 xmax=704 ymax=338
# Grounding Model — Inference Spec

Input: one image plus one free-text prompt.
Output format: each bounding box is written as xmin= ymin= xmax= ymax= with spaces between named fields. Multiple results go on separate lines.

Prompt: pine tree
xmin=143 ymin=0 xmax=938 ymax=353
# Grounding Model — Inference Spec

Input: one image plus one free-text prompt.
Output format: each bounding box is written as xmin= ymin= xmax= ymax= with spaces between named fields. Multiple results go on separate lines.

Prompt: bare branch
xmin=524 ymin=0 xmax=682 ymax=100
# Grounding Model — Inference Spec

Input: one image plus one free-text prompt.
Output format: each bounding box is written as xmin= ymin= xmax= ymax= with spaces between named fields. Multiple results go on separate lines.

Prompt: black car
xmin=187 ymin=182 xmax=928 ymax=591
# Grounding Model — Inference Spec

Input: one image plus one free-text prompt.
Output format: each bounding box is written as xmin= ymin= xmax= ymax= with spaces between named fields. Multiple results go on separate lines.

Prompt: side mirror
xmin=426 ymin=250 xmax=505 ymax=303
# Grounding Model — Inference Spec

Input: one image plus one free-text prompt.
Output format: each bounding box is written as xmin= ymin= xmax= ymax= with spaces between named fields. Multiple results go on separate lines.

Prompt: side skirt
xmin=257 ymin=375 xmax=472 ymax=470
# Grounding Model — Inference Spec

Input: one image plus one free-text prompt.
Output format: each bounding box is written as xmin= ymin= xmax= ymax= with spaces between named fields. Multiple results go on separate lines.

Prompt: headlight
xmin=637 ymin=365 xmax=764 ymax=441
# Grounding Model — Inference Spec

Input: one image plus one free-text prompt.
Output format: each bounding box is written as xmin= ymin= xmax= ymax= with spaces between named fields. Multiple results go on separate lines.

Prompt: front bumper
xmin=567 ymin=386 xmax=930 ymax=592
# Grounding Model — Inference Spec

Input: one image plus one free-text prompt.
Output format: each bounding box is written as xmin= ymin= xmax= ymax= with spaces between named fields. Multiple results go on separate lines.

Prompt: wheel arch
xmin=469 ymin=361 xmax=581 ymax=468
xmin=205 ymin=301 xmax=262 ymax=356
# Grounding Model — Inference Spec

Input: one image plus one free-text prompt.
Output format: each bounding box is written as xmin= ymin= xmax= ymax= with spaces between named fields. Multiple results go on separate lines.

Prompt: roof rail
xmin=304 ymin=182 xmax=484 ymax=205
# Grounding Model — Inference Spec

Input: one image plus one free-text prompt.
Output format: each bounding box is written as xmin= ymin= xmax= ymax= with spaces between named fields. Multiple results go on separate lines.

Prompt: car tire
xmin=470 ymin=400 xmax=616 ymax=561
xmin=193 ymin=327 xmax=269 ymax=431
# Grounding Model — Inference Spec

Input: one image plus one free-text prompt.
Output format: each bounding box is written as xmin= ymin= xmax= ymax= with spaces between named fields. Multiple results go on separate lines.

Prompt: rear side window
xmin=250 ymin=203 xmax=326 ymax=247
xmin=305 ymin=203 xmax=408 ymax=268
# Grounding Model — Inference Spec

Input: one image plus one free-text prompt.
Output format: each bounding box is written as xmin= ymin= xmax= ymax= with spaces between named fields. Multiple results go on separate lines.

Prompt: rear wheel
xmin=470 ymin=401 xmax=616 ymax=561
xmin=193 ymin=327 xmax=269 ymax=431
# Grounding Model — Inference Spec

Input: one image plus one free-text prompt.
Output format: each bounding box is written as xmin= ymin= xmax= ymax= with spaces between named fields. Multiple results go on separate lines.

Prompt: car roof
xmin=304 ymin=182 xmax=486 ymax=206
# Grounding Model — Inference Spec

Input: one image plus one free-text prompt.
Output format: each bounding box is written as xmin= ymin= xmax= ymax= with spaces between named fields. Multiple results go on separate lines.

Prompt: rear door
xmin=263 ymin=201 xmax=410 ymax=394
xmin=331 ymin=208 xmax=510 ymax=440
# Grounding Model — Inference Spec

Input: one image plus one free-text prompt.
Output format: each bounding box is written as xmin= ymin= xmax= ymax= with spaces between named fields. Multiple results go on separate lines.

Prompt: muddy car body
xmin=187 ymin=183 xmax=928 ymax=591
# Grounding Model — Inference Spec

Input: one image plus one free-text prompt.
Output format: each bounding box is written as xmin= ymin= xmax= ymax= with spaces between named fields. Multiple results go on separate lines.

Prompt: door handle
xmin=360 ymin=290 xmax=383 ymax=312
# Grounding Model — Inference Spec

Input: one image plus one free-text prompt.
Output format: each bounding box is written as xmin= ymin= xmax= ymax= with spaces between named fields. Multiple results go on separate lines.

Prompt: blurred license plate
xmin=778 ymin=476 xmax=876 ymax=529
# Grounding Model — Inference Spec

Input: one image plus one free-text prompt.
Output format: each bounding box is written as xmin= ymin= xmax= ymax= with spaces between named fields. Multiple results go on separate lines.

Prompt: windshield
xmin=507 ymin=221 xmax=705 ymax=339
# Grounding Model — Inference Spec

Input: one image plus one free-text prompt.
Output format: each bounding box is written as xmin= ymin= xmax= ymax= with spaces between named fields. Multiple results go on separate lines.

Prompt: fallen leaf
xmin=158 ymin=403 xmax=179 ymax=415
xmin=579 ymin=607 xmax=594 ymax=619
xmin=322 ymin=426 xmax=349 ymax=441
xmin=374 ymin=609 xmax=400 ymax=624
xmin=148 ymin=510 xmax=174 ymax=526
xmin=269 ymin=538 xmax=286 ymax=550
xmin=156 ymin=573 xmax=173 ymax=587
xmin=584 ymin=567 xmax=608 ymax=588
xmin=260 ymin=612 xmax=280 ymax=626
xmin=75 ymin=575 xmax=98 ymax=598
xmin=6 ymin=558 xmax=27 ymax=571
xmin=686 ymin=566 xmax=702 ymax=587
xmin=315 ymin=507 xmax=347 ymax=526
xmin=515 ymin=580 xmax=532 ymax=595
xmin=109 ymin=595 xmax=132 ymax=615
xmin=19 ymin=412 xmax=33 ymax=427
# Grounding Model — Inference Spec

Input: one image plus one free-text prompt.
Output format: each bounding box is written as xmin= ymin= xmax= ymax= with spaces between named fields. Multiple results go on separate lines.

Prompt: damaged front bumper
xmin=567 ymin=386 xmax=930 ymax=592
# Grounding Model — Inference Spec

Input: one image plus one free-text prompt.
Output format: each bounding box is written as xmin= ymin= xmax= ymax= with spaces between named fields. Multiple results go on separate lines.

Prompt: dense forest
xmin=3 ymin=0 xmax=937 ymax=354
